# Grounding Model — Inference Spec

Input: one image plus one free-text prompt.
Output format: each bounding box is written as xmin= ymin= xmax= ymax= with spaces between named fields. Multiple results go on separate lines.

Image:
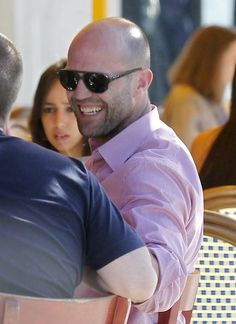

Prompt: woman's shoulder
xmin=191 ymin=126 xmax=223 ymax=171
xmin=164 ymin=84 xmax=196 ymax=100
xmin=162 ymin=84 xmax=204 ymax=113
xmin=193 ymin=126 xmax=222 ymax=144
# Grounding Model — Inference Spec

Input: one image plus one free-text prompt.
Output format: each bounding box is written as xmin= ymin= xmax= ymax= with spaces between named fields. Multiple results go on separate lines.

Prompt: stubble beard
xmin=72 ymin=89 xmax=132 ymax=139
xmin=75 ymin=104 xmax=122 ymax=139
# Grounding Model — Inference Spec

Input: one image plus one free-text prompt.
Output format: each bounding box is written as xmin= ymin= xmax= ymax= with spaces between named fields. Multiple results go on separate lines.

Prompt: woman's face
xmin=41 ymin=80 xmax=84 ymax=157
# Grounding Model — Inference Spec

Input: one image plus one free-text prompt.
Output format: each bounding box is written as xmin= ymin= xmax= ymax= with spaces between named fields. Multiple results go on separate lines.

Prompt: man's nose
xmin=71 ymin=79 xmax=92 ymax=100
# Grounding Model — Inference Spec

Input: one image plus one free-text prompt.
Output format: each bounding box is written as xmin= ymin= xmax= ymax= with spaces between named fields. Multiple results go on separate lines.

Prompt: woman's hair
xmin=29 ymin=59 xmax=90 ymax=156
xmin=199 ymin=67 xmax=236 ymax=189
xmin=168 ymin=25 xmax=236 ymax=103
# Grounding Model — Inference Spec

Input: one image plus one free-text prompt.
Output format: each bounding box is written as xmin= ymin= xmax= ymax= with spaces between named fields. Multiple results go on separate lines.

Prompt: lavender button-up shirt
xmin=76 ymin=107 xmax=203 ymax=324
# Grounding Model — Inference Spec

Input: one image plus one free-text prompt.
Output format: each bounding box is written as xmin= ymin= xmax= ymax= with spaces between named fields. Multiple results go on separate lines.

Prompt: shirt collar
xmin=91 ymin=106 xmax=161 ymax=170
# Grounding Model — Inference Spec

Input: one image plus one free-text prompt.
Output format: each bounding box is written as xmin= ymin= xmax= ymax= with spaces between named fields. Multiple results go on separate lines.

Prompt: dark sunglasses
xmin=58 ymin=67 xmax=142 ymax=93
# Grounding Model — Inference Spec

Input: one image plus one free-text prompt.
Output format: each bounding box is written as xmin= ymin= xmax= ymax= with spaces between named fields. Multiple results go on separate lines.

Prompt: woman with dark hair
xmin=161 ymin=25 xmax=236 ymax=149
xmin=29 ymin=59 xmax=90 ymax=159
xmin=191 ymin=67 xmax=236 ymax=189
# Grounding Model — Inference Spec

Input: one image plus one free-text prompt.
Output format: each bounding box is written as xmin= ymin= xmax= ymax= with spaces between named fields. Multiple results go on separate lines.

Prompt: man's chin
xmin=79 ymin=128 xmax=101 ymax=138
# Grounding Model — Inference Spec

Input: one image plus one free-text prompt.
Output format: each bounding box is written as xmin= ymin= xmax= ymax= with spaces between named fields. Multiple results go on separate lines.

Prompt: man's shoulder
xmin=118 ymin=147 xmax=180 ymax=180
xmin=119 ymin=139 xmax=200 ymax=187
xmin=2 ymin=136 xmax=87 ymax=180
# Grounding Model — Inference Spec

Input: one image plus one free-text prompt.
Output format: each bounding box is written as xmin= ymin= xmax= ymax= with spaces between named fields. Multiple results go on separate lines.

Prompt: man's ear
xmin=135 ymin=69 xmax=153 ymax=94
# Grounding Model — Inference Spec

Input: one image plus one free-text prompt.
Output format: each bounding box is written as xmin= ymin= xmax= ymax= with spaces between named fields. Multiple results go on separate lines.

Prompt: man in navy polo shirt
xmin=0 ymin=33 xmax=157 ymax=302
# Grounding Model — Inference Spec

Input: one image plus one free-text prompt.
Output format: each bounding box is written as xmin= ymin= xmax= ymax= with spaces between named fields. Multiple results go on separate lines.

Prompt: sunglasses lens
xmin=59 ymin=70 xmax=111 ymax=93
xmin=84 ymin=73 xmax=110 ymax=93
xmin=59 ymin=71 xmax=78 ymax=91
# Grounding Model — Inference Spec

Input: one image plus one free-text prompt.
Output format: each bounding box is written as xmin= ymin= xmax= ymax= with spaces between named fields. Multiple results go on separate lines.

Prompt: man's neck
xmin=89 ymin=101 xmax=152 ymax=151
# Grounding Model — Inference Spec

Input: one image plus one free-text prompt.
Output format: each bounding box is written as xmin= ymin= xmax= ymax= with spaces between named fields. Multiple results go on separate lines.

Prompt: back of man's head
xmin=0 ymin=33 xmax=23 ymax=126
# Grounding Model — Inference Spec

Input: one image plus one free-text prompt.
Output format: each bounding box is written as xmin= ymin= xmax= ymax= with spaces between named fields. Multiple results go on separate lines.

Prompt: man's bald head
xmin=0 ymin=33 xmax=23 ymax=125
xmin=69 ymin=17 xmax=151 ymax=69
xmin=65 ymin=18 xmax=153 ymax=140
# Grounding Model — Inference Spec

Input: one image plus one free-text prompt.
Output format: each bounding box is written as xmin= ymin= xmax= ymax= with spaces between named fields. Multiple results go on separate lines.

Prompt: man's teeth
xmin=80 ymin=107 xmax=102 ymax=115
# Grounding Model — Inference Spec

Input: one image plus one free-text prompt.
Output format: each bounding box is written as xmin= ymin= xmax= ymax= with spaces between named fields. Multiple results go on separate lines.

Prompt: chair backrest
xmin=204 ymin=185 xmax=236 ymax=216
xmin=191 ymin=209 xmax=236 ymax=323
xmin=0 ymin=293 xmax=131 ymax=324
xmin=158 ymin=270 xmax=200 ymax=324
xmin=204 ymin=208 xmax=236 ymax=246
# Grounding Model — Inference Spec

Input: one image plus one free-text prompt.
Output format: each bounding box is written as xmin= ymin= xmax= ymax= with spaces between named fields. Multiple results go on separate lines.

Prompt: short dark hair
xmin=0 ymin=33 xmax=23 ymax=124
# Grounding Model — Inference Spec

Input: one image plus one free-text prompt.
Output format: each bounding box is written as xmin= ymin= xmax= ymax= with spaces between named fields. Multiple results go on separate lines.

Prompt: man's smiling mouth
xmin=80 ymin=106 xmax=102 ymax=115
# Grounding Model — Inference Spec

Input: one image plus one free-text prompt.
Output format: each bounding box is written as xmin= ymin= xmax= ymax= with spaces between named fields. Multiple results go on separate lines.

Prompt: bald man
xmin=59 ymin=18 xmax=203 ymax=324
